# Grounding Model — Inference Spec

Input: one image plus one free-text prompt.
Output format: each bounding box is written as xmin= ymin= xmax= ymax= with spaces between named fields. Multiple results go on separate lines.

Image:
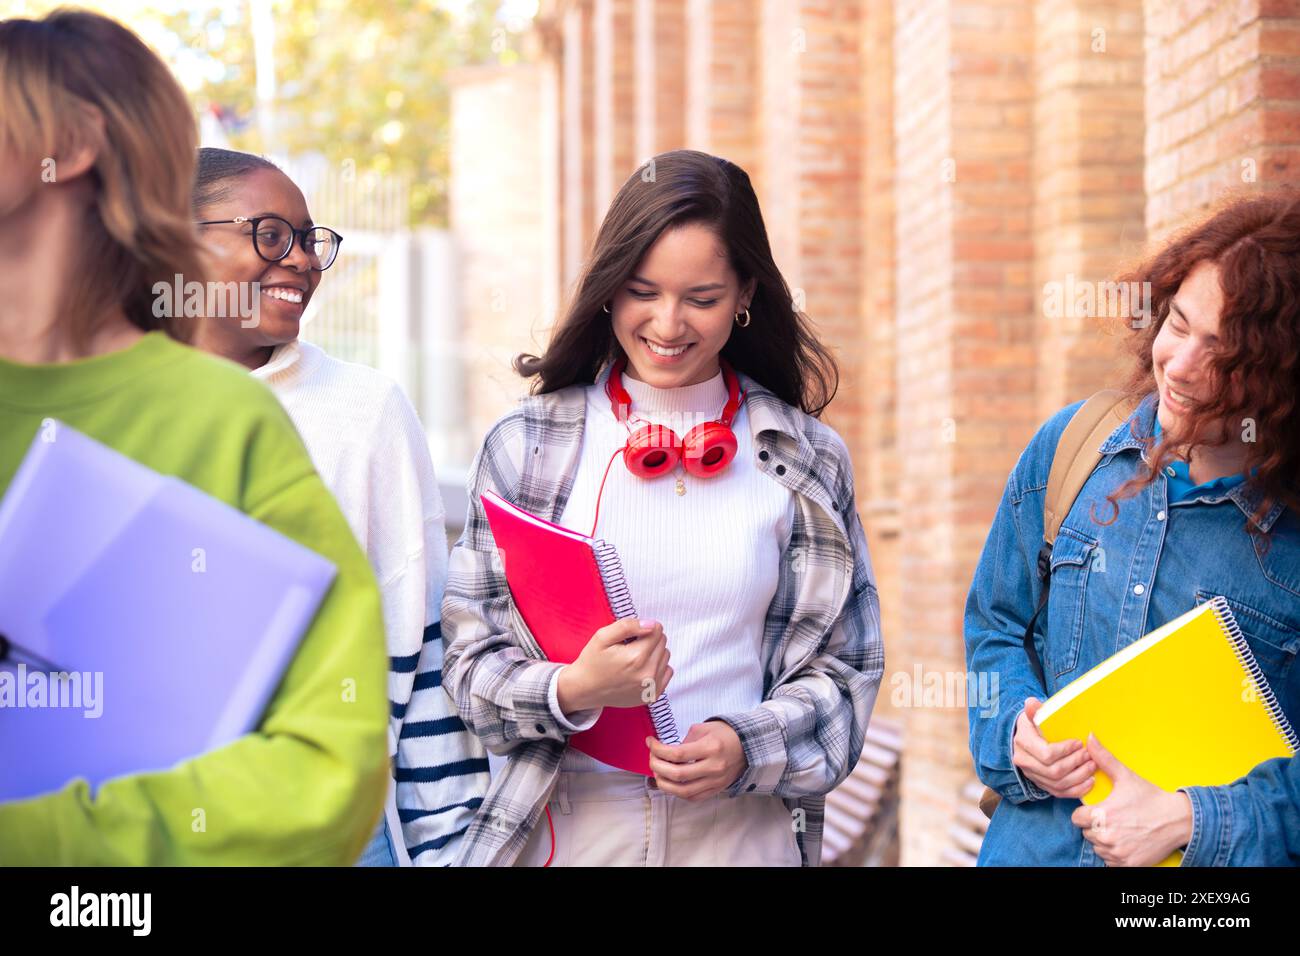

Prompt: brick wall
xmin=686 ymin=0 xmax=759 ymax=174
xmin=1145 ymin=0 xmax=1300 ymax=241
xmin=594 ymin=0 xmax=636 ymax=222
xmin=449 ymin=0 xmax=1300 ymax=865
xmin=859 ymin=0 xmax=901 ymax=750
xmin=1034 ymin=0 xmax=1145 ymax=419
xmin=891 ymin=0 xmax=960 ymax=867
xmin=449 ymin=62 xmax=558 ymax=447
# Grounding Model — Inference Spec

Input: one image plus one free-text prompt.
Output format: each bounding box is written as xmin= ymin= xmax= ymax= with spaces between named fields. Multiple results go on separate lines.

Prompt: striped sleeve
xmin=369 ymin=386 xmax=490 ymax=865
xmin=395 ymin=616 xmax=491 ymax=865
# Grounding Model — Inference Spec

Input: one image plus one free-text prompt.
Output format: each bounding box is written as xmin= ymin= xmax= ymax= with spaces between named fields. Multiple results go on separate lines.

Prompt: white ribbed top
xmin=249 ymin=339 xmax=447 ymax=752
xmin=552 ymin=365 xmax=795 ymax=771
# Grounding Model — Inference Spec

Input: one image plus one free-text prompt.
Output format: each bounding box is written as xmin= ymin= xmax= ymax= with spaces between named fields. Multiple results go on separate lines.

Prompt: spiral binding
xmin=1209 ymin=595 xmax=1299 ymax=754
xmin=648 ymin=696 xmax=681 ymax=746
xmin=591 ymin=539 xmax=681 ymax=746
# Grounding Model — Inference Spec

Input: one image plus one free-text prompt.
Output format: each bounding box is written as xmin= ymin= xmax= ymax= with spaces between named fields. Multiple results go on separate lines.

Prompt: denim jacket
xmin=966 ymin=392 xmax=1300 ymax=866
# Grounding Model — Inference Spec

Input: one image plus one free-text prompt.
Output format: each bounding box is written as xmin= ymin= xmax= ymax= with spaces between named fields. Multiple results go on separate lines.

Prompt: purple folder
xmin=0 ymin=420 xmax=337 ymax=803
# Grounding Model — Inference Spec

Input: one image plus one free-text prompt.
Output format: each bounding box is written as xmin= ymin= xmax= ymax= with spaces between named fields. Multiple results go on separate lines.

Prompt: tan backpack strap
xmin=978 ymin=390 xmax=1140 ymax=821
xmin=1042 ymin=390 xmax=1140 ymax=546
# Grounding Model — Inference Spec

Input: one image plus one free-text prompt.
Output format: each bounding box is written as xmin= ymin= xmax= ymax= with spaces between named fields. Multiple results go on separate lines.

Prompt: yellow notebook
xmin=1034 ymin=596 xmax=1297 ymax=866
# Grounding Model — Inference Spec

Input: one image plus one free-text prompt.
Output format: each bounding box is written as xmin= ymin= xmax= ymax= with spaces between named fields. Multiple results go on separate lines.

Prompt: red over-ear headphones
xmin=605 ymin=354 xmax=747 ymax=479
xmin=535 ymin=354 xmax=747 ymax=865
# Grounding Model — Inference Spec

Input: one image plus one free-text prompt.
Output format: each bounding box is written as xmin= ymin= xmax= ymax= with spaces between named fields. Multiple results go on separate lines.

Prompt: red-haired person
xmin=967 ymin=191 xmax=1300 ymax=866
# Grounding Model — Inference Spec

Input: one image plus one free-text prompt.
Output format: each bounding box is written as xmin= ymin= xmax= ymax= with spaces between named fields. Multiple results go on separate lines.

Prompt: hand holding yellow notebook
xmin=1034 ymin=596 xmax=1298 ymax=866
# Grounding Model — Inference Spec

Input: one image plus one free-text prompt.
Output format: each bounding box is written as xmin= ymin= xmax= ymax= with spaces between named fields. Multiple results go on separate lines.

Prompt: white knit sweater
xmin=250 ymin=339 xmax=488 ymax=863
xmin=548 ymin=366 xmax=796 ymax=771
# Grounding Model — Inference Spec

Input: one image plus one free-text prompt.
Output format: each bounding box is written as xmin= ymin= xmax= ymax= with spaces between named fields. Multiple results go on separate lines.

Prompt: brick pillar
xmin=1145 ymin=0 xmax=1300 ymax=241
xmin=634 ymin=0 xmax=687 ymax=160
xmin=685 ymin=0 xmax=759 ymax=174
xmin=798 ymin=0 xmax=865 ymax=454
xmin=893 ymin=0 xmax=1038 ymax=867
xmin=859 ymin=0 xmax=902 ymax=730
xmin=594 ymin=0 xmax=636 ymax=215
xmin=560 ymin=1 xmax=596 ymax=288
xmin=756 ymin=0 xmax=802 ymax=269
xmin=450 ymin=64 xmax=556 ymax=442
xmin=751 ymin=1 xmax=863 ymax=444
xmin=1034 ymin=0 xmax=1145 ymax=420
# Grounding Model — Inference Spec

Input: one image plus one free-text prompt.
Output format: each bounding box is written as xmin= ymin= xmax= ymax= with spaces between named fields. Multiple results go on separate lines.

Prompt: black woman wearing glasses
xmin=191 ymin=148 xmax=489 ymax=867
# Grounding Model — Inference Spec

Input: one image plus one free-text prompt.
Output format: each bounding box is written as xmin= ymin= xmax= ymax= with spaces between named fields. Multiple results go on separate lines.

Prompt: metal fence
xmin=276 ymin=156 xmax=471 ymax=537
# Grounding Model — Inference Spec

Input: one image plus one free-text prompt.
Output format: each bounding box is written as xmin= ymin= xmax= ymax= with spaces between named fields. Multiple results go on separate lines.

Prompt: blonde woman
xmin=0 ymin=9 xmax=388 ymax=865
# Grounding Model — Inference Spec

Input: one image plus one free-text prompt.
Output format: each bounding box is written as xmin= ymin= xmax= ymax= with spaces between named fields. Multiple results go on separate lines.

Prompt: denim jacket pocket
xmin=1046 ymin=528 xmax=1100 ymax=681
xmin=1194 ymin=588 xmax=1300 ymax=692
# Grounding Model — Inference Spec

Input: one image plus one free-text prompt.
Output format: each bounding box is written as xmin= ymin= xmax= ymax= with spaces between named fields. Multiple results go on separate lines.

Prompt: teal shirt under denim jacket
xmin=965 ymin=392 xmax=1300 ymax=866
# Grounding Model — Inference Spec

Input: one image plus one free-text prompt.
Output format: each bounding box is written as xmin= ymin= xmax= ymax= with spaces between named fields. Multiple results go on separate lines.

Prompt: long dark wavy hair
xmin=514 ymin=149 xmax=840 ymax=417
xmin=1099 ymin=189 xmax=1300 ymax=537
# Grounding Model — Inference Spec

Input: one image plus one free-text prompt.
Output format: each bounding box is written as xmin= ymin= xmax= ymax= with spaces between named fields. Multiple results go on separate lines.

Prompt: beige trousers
xmin=513 ymin=769 xmax=802 ymax=867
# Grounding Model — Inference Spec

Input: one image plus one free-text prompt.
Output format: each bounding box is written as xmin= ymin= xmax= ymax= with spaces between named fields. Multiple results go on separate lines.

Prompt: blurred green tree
xmin=168 ymin=0 xmax=534 ymax=226
xmin=13 ymin=0 xmax=535 ymax=226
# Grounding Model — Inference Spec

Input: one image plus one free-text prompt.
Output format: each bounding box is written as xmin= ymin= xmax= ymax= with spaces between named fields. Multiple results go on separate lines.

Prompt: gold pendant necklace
xmin=675 ymin=464 xmax=686 ymax=496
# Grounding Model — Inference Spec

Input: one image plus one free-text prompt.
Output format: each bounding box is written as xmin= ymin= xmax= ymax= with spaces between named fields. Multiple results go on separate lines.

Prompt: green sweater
xmin=0 ymin=331 xmax=389 ymax=865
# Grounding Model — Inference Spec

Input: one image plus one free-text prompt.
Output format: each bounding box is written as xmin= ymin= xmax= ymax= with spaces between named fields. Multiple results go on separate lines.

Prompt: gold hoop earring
xmin=735 ymin=308 xmax=751 ymax=328
xmin=602 ymin=302 xmax=612 ymax=314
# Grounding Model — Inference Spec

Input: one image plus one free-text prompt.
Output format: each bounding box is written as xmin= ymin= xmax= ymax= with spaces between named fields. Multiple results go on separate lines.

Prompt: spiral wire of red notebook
xmin=479 ymin=488 xmax=679 ymax=774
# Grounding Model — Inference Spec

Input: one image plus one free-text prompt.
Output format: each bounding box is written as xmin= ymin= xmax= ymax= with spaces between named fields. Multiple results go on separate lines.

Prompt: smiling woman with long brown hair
xmin=442 ymin=149 xmax=884 ymax=867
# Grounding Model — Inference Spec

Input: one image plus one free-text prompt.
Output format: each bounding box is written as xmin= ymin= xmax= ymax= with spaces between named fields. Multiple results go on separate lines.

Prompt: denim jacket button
xmin=1133 ymin=584 xmax=1145 ymax=595
xmin=1157 ymin=510 xmax=1166 ymax=521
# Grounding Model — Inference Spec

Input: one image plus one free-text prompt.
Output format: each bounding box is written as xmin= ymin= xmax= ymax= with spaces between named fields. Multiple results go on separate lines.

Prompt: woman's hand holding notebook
xmin=479 ymin=489 xmax=681 ymax=774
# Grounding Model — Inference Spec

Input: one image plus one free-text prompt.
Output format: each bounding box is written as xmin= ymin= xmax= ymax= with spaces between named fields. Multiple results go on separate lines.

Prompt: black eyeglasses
xmin=197 ymin=215 xmax=343 ymax=271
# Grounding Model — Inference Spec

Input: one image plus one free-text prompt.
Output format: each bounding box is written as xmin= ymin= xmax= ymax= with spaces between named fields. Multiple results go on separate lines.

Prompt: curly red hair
xmin=1100 ymin=189 xmax=1300 ymax=538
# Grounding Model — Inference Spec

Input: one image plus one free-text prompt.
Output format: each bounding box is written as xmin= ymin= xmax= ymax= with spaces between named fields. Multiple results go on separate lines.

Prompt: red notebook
xmin=480 ymin=488 xmax=680 ymax=774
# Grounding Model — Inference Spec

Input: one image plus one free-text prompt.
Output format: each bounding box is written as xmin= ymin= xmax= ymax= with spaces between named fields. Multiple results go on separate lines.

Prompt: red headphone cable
xmin=537 ymin=444 xmax=630 ymax=867
xmin=543 ymin=805 xmax=556 ymax=867
xmin=588 ymin=444 xmax=627 ymax=540
xmin=545 ymin=364 xmax=743 ymax=866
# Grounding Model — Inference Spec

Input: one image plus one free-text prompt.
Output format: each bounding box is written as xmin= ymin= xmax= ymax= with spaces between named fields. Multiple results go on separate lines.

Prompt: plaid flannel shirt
xmin=441 ymin=364 xmax=884 ymax=866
